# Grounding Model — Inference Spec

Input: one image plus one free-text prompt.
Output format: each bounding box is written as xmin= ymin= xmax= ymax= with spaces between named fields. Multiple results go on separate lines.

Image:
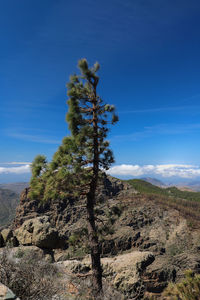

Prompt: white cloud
xmin=0 ymin=164 xmax=31 ymax=175
xmin=0 ymin=162 xmax=32 ymax=165
xmin=2 ymin=162 xmax=200 ymax=179
xmin=108 ymin=164 xmax=200 ymax=178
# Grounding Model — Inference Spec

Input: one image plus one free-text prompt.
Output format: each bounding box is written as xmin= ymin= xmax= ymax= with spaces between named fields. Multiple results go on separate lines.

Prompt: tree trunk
xmin=87 ymin=189 xmax=102 ymax=296
xmin=86 ymin=79 xmax=102 ymax=295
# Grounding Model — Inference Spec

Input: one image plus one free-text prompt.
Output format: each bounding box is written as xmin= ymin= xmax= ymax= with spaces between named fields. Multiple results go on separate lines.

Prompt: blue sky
xmin=1 ymin=0 xmax=200 ymax=183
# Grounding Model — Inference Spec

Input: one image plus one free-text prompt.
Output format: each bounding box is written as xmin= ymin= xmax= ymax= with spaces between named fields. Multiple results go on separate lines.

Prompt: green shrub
xmin=68 ymin=233 xmax=80 ymax=247
xmin=15 ymin=248 xmax=25 ymax=258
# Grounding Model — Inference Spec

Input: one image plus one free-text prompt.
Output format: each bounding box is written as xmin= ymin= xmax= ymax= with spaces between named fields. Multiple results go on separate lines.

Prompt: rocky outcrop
xmin=102 ymin=251 xmax=155 ymax=298
xmin=0 ymin=283 xmax=20 ymax=300
xmin=60 ymin=250 xmax=154 ymax=299
xmin=143 ymin=256 xmax=176 ymax=294
xmin=12 ymin=175 xmax=132 ymax=236
xmin=101 ymin=227 xmax=141 ymax=256
xmin=15 ymin=216 xmax=64 ymax=249
xmin=172 ymin=252 xmax=200 ymax=280
xmin=9 ymin=175 xmax=200 ymax=297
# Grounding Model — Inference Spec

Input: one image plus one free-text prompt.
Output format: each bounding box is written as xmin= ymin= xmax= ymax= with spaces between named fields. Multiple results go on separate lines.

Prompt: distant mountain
xmin=0 ymin=188 xmax=20 ymax=228
xmin=0 ymin=182 xmax=29 ymax=228
xmin=141 ymin=177 xmax=165 ymax=187
xmin=127 ymin=178 xmax=200 ymax=203
xmin=0 ymin=182 xmax=29 ymax=194
xmin=173 ymin=180 xmax=200 ymax=192
xmin=185 ymin=181 xmax=200 ymax=192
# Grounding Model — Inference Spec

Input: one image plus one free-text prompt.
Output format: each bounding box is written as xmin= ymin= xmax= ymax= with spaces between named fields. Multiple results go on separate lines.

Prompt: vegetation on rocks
xmin=127 ymin=179 xmax=200 ymax=203
xmin=127 ymin=179 xmax=200 ymax=227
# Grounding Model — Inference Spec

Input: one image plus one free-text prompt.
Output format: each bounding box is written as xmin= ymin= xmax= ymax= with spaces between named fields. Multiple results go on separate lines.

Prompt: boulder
xmin=3 ymin=245 xmax=45 ymax=262
xmin=102 ymin=251 xmax=154 ymax=298
xmin=15 ymin=216 xmax=62 ymax=249
xmin=0 ymin=283 xmax=20 ymax=300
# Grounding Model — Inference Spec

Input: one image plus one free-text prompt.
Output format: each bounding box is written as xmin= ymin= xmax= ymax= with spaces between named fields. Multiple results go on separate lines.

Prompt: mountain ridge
xmin=0 ymin=188 xmax=19 ymax=228
xmin=141 ymin=177 xmax=165 ymax=187
xmin=0 ymin=182 xmax=29 ymax=194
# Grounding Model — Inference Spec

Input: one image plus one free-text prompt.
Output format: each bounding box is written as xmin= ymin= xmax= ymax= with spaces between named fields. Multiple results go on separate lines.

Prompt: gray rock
xmin=15 ymin=216 xmax=62 ymax=249
xmin=0 ymin=283 xmax=20 ymax=299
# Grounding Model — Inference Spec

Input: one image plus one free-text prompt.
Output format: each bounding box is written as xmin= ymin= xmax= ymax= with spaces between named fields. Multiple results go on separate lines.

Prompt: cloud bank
xmin=108 ymin=164 xmax=200 ymax=178
xmin=0 ymin=162 xmax=32 ymax=165
xmin=0 ymin=164 xmax=31 ymax=175
xmin=1 ymin=163 xmax=200 ymax=179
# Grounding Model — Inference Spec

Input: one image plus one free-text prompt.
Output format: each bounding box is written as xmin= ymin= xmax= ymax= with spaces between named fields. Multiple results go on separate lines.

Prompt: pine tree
xmin=29 ymin=58 xmax=118 ymax=295
xmin=65 ymin=58 xmax=118 ymax=295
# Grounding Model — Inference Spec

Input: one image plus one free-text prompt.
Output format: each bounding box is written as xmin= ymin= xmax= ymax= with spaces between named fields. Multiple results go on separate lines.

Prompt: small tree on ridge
xmin=30 ymin=58 xmax=118 ymax=295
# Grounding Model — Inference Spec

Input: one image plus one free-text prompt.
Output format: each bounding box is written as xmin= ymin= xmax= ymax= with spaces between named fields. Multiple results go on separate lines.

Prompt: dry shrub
xmin=0 ymin=248 xmax=60 ymax=300
xmin=68 ymin=275 xmax=124 ymax=300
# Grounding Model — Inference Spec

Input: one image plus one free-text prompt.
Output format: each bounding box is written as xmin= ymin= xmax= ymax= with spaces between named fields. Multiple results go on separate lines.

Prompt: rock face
xmin=15 ymin=216 xmax=63 ymax=249
xmin=12 ymin=175 xmax=132 ymax=236
xmin=0 ymin=283 xmax=20 ymax=300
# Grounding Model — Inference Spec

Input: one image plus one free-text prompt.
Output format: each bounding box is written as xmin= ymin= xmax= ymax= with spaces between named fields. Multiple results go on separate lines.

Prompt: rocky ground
xmin=0 ymin=175 xmax=200 ymax=299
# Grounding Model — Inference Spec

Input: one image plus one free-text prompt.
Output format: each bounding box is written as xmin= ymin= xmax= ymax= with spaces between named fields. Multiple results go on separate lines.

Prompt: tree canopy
xmin=29 ymin=59 xmax=118 ymax=203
